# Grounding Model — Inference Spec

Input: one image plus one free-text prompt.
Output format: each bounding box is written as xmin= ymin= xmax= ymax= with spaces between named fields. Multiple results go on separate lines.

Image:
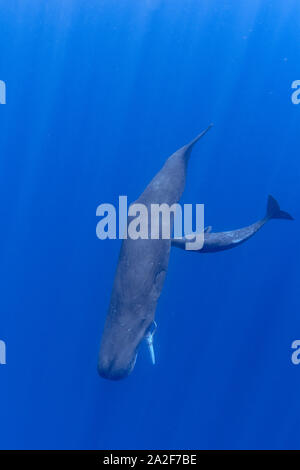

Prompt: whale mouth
xmin=98 ymin=352 xmax=137 ymax=381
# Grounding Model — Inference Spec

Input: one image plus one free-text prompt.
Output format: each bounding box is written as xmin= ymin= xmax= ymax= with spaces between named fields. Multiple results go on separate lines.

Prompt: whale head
xmin=98 ymin=313 xmax=152 ymax=380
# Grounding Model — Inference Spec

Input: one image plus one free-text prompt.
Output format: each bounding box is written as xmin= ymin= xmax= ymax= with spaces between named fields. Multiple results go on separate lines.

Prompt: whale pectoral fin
xmin=172 ymin=228 xmax=210 ymax=250
xmin=153 ymin=269 xmax=167 ymax=299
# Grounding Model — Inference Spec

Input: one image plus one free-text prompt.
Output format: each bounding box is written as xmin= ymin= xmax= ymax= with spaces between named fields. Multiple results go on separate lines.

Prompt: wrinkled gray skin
xmin=98 ymin=125 xmax=213 ymax=380
xmin=171 ymin=195 xmax=294 ymax=253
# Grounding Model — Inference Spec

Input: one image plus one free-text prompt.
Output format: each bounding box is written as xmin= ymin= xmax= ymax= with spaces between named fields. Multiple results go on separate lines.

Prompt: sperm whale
xmin=98 ymin=125 xmax=213 ymax=380
xmin=171 ymin=195 xmax=293 ymax=253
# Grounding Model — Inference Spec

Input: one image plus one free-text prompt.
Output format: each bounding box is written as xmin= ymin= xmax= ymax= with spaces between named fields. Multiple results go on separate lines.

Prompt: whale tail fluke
xmin=182 ymin=123 xmax=213 ymax=163
xmin=266 ymin=195 xmax=294 ymax=221
xmin=188 ymin=123 xmax=214 ymax=149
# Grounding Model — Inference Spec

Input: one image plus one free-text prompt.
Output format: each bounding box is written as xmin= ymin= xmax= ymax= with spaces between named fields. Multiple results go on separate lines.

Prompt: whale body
xmin=98 ymin=125 xmax=213 ymax=380
xmin=171 ymin=195 xmax=293 ymax=253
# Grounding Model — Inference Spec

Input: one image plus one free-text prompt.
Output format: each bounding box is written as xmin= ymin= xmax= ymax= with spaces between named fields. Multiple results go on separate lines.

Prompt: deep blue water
xmin=0 ymin=0 xmax=300 ymax=450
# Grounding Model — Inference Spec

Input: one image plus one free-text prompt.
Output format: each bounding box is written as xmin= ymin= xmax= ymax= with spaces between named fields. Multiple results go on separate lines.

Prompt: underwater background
xmin=0 ymin=0 xmax=300 ymax=450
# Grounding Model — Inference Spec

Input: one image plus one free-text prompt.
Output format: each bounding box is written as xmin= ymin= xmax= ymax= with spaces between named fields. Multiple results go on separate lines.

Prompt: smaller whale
xmin=171 ymin=195 xmax=293 ymax=253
